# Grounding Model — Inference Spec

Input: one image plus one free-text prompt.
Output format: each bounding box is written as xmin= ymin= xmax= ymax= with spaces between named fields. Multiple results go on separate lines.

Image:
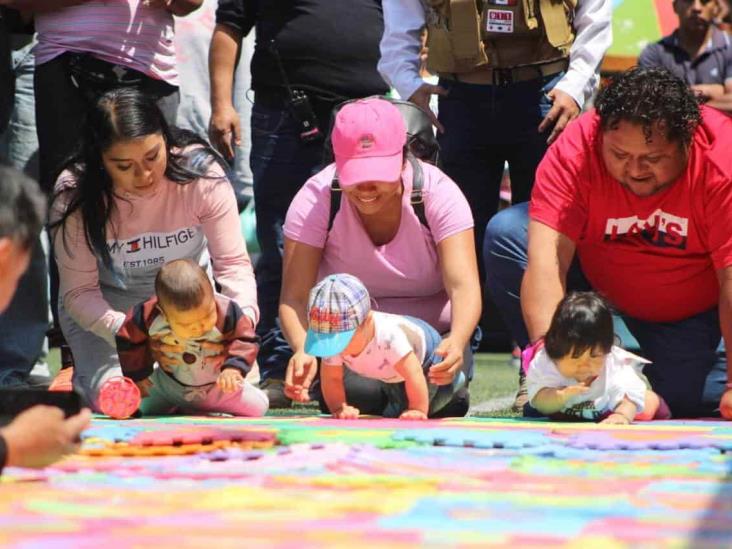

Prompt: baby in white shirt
xmin=527 ymin=292 xmax=670 ymax=423
xmin=304 ymin=273 xmax=465 ymax=420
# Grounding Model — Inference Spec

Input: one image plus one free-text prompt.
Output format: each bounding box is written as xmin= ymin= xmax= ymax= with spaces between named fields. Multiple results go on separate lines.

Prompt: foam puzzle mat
xmin=2 ymin=415 xmax=732 ymax=547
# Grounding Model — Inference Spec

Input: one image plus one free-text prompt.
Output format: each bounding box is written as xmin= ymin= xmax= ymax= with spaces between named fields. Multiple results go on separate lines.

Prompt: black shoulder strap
xmin=327 ymin=172 xmax=341 ymax=233
xmin=408 ymin=154 xmax=428 ymax=228
xmin=327 ymin=155 xmax=428 ymax=233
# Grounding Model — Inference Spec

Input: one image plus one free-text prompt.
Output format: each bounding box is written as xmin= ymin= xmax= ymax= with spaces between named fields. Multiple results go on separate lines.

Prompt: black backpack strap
xmin=407 ymin=154 xmax=428 ymax=228
xmin=327 ymin=172 xmax=342 ymax=233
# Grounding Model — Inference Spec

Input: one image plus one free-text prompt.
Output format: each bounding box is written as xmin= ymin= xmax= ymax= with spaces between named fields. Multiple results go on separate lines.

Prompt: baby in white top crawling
xmin=526 ymin=292 xmax=670 ymax=423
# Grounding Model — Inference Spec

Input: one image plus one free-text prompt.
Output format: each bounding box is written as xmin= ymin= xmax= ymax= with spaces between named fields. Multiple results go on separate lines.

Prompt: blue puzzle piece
xmin=393 ymin=428 xmax=551 ymax=449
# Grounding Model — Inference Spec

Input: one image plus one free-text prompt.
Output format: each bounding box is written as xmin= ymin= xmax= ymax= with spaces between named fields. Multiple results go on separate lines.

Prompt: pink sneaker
xmin=98 ymin=376 xmax=141 ymax=419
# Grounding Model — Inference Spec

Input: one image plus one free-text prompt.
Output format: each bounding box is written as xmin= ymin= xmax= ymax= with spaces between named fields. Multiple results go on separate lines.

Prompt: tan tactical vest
xmin=425 ymin=0 xmax=576 ymax=74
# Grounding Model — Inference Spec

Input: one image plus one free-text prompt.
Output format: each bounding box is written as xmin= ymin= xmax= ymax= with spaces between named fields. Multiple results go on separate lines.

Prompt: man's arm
xmin=717 ymin=267 xmax=732 ymax=419
xmin=378 ymin=0 xmax=427 ymax=103
xmin=541 ymin=0 xmax=612 ymax=143
xmin=552 ymin=0 xmax=613 ymax=108
xmin=703 ymin=80 xmax=732 ymax=114
xmin=209 ymin=24 xmax=243 ymax=159
xmin=521 ymin=220 xmax=576 ymax=342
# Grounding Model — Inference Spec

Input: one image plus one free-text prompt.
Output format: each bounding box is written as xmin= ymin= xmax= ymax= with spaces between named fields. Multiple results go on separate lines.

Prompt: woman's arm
xmin=280 ymin=237 xmax=323 ymax=354
xmin=51 ymin=203 xmax=125 ymax=345
xmin=280 ymin=237 xmax=323 ymax=401
xmin=429 ymin=228 xmax=481 ymax=385
xmin=198 ymin=170 xmax=258 ymax=322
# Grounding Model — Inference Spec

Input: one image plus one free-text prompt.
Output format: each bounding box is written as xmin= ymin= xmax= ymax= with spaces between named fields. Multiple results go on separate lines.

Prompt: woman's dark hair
xmin=50 ymin=87 xmax=229 ymax=268
xmin=595 ymin=66 xmax=701 ymax=147
xmin=544 ymin=292 xmax=614 ymax=361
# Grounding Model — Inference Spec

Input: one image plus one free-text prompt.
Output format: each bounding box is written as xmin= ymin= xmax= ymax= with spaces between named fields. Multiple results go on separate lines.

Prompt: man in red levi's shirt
xmin=484 ymin=67 xmax=732 ymax=419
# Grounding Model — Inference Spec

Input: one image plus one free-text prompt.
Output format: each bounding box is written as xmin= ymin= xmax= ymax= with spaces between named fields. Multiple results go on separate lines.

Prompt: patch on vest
xmin=487 ymin=9 xmax=514 ymax=33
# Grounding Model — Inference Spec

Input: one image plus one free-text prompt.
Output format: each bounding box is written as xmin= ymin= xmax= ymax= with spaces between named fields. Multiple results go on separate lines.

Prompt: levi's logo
xmin=604 ymin=209 xmax=689 ymax=250
xmin=359 ymin=135 xmax=375 ymax=150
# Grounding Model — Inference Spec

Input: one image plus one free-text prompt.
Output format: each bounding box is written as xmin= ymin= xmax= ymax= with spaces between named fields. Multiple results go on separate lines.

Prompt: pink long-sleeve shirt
xmin=52 ymin=162 xmax=257 ymax=345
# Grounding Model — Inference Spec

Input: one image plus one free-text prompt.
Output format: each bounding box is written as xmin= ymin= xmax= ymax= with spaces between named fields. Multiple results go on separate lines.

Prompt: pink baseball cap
xmin=332 ymin=98 xmax=407 ymax=187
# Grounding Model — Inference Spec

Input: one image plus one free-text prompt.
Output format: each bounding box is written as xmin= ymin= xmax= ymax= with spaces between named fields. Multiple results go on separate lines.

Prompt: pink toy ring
xmin=98 ymin=376 xmax=141 ymax=419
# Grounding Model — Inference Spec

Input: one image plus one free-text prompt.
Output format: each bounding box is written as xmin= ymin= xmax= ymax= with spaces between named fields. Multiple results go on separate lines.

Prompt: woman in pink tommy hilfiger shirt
xmin=50 ymin=88 xmax=257 ymax=411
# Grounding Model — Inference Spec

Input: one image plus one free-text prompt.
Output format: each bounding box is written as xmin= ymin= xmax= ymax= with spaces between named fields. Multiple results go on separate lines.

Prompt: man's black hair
xmin=544 ymin=292 xmax=614 ymax=361
xmin=595 ymin=66 xmax=701 ymax=146
xmin=0 ymin=165 xmax=46 ymax=250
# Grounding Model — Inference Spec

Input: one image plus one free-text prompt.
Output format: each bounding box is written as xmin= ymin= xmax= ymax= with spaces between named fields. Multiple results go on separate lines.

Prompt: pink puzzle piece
xmin=130 ymin=428 xmax=277 ymax=447
xmin=98 ymin=377 xmax=141 ymax=419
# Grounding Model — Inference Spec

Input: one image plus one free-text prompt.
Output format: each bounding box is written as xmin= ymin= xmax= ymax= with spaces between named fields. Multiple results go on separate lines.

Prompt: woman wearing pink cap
xmin=280 ymin=97 xmax=481 ymax=416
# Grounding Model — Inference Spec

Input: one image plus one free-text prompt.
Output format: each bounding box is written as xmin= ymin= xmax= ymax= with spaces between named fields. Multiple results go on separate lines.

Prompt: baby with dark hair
xmin=526 ymin=292 xmax=669 ymax=424
xmin=112 ymin=259 xmax=268 ymax=417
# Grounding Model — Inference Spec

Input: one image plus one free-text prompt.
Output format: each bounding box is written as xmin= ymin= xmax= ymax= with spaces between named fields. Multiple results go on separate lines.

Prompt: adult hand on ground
xmin=284 ymin=350 xmax=318 ymax=402
xmin=135 ymin=377 xmax=153 ymax=398
xmin=1 ymin=406 xmax=92 ymax=468
xmin=428 ymin=336 xmax=464 ymax=386
xmin=209 ymin=103 xmax=241 ymax=160
xmin=539 ymin=88 xmax=580 ymax=145
xmin=333 ymin=404 xmax=360 ymax=420
xmin=408 ymin=83 xmax=448 ymax=133
xmin=399 ymin=409 xmax=427 ymax=421
xmin=720 ymin=389 xmax=732 ymax=420
xmin=217 ymin=368 xmax=244 ymax=393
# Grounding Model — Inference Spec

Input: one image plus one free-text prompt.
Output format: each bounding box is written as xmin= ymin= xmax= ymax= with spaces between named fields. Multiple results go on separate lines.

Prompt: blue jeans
xmin=381 ymin=316 xmax=467 ymax=418
xmin=249 ymin=98 xmax=333 ymax=381
xmin=0 ymin=39 xmax=49 ymax=386
xmin=437 ymin=73 xmax=559 ymax=277
xmin=484 ymin=203 xmax=728 ymax=417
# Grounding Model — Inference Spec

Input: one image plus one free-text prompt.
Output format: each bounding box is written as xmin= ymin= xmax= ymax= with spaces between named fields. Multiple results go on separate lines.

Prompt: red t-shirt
xmin=530 ymin=107 xmax=732 ymax=322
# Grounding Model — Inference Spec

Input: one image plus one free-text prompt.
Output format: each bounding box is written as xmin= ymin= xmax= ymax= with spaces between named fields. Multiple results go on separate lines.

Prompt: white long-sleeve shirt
xmin=379 ymin=0 xmax=613 ymax=107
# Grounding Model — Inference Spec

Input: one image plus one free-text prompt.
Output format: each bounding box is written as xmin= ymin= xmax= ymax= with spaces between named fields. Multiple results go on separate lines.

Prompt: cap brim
xmin=335 ymin=152 xmax=402 ymax=187
xmin=304 ymin=328 xmax=356 ymax=357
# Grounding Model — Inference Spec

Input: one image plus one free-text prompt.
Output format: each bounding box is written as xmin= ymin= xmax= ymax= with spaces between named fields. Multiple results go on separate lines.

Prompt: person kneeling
xmin=527 ymin=292 xmax=670 ymax=424
xmin=306 ymin=273 xmax=465 ymax=420
xmin=114 ymin=259 xmax=268 ymax=417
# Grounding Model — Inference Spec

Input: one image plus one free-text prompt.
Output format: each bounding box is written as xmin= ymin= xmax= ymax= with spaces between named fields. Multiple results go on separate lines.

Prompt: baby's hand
xmin=217 ymin=368 xmax=244 ymax=393
xmin=559 ymin=384 xmax=590 ymax=402
xmin=333 ymin=404 xmax=360 ymax=420
xmin=399 ymin=409 xmax=427 ymax=421
xmin=600 ymin=413 xmax=631 ymax=425
xmin=135 ymin=377 xmax=153 ymax=398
